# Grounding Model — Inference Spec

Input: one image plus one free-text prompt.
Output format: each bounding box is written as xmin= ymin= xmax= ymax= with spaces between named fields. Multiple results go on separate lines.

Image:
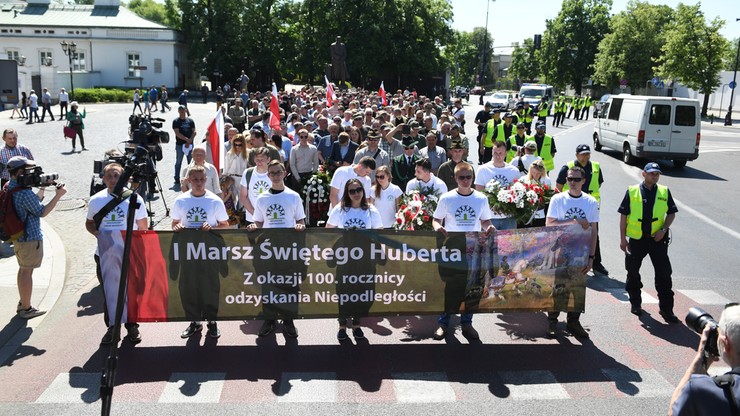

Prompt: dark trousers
xmin=582 ymin=107 xmax=589 ymax=120
xmin=548 ymin=266 xmax=586 ymax=323
xmin=71 ymin=125 xmax=85 ymax=149
xmin=625 ymin=237 xmax=674 ymax=312
xmin=567 ymin=106 xmax=574 ymax=119
xmin=41 ymin=103 xmax=55 ymax=121
xmin=481 ymin=146 xmax=493 ymax=164
xmin=59 ymin=101 xmax=68 ymax=119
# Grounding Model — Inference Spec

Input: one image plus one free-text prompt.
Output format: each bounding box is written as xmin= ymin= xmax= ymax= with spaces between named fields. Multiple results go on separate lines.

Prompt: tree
xmin=726 ymin=37 xmax=740 ymax=71
xmin=126 ymin=0 xmax=177 ymax=28
xmin=593 ymin=1 xmax=673 ymax=91
xmin=443 ymin=30 xmax=481 ymax=87
xmin=509 ymin=38 xmax=540 ymax=82
xmin=656 ymin=3 xmax=730 ymax=116
xmin=541 ymin=0 xmax=612 ymax=94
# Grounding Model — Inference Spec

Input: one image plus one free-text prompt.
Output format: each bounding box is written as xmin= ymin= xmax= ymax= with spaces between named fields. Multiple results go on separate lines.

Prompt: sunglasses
xmin=375 ymin=174 xmax=387 ymax=180
xmin=368 ymin=138 xmax=379 ymax=141
xmin=456 ymin=175 xmax=473 ymax=180
xmin=347 ymin=187 xmax=364 ymax=195
xmin=566 ymin=177 xmax=583 ymax=182
xmin=403 ymin=145 xmax=415 ymax=150
xmin=268 ymin=170 xmax=284 ymax=176
xmin=299 ymin=135 xmax=308 ymax=138
xmin=234 ymin=143 xmax=244 ymax=147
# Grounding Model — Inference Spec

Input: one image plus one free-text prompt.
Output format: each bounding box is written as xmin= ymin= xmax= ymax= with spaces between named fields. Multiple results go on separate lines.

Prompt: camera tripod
xmin=129 ymin=168 xmax=170 ymax=230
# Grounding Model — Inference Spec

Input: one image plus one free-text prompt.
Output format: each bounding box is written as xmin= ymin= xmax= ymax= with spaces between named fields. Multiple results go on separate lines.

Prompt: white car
xmin=488 ymin=92 xmax=515 ymax=110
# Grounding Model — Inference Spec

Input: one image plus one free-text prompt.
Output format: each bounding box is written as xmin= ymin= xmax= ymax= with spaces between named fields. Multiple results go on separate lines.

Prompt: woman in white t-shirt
xmin=522 ymin=160 xmax=553 ymax=227
xmin=372 ymin=166 xmax=403 ymax=228
xmin=326 ymin=178 xmax=382 ymax=342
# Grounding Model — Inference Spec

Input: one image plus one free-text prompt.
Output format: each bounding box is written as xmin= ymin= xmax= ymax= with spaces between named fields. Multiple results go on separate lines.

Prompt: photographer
xmin=6 ymin=156 xmax=66 ymax=319
xmin=670 ymin=304 xmax=740 ymax=415
xmin=85 ymin=163 xmax=148 ymax=345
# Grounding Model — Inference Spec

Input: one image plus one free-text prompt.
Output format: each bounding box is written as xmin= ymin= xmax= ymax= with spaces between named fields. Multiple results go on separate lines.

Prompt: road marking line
xmin=606 ymin=289 xmax=658 ymax=304
xmin=619 ymin=163 xmax=740 ymax=241
xmin=35 ymin=372 xmax=100 ymax=403
xmin=601 ymin=368 xmax=674 ymax=398
xmin=677 ymin=290 xmax=730 ymax=305
xmin=498 ymin=370 xmax=570 ymax=400
xmin=277 ymin=372 xmax=337 ymax=403
xmin=159 ymin=372 xmax=226 ymax=403
xmin=393 ymin=372 xmax=456 ymax=402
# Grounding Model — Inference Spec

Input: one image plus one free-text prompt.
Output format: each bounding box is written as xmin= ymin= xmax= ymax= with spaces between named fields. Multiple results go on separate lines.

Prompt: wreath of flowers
xmin=301 ymin=164 xmax=332 ymax=226
xmin=393 ymin=185 xmax=441 ymax=231
xmin=482 ymin=179 xmax=552 ymax=225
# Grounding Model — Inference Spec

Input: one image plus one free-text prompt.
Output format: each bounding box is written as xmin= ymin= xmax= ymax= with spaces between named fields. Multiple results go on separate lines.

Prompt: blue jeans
xmin=438 ymin=312 xmax=473 ymax=326
xmin=491 ymin=217 xmax=517 ymax=231
xmin=174 ymin=143 xmax=192 ymax=182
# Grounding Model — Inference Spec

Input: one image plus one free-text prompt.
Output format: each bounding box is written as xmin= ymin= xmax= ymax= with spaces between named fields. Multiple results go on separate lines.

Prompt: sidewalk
xmin=0 ymin=219 xmax=66 ymax=365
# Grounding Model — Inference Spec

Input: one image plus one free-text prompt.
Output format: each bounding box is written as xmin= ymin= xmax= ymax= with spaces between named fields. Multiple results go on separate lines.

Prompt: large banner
xmin=97 ymin=225 xmax=591 ymax=324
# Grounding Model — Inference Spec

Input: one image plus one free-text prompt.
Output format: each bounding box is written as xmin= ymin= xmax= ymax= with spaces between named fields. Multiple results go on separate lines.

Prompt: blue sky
xmin=450 ymin=0 xmax=738 ymax=52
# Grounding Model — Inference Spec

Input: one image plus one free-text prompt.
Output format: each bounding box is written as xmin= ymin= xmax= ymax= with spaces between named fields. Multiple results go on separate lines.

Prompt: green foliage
xmin=125 ymin=0 xmax=177 ymax=28
xmin=509 ymin=38 xmax=539 ymax=82
xmin=593 ymin=1 xmax=673 ymax=90
xmin=656 ymin=3 xmax=730 ymax=116
xmin=74 ymin=88 xmax=132 ymax=103
xmin=443 ymin=28 xmax=493 ymax=87
xmin=726 ymin=38 xmax=740 ymax=71
xmin=541 ymin=0 xmax=612 ymax=93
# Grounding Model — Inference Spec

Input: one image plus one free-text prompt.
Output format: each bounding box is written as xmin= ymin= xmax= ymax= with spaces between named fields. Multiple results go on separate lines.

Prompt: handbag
xmin=63 ymin=126 xmax=76 ymax=139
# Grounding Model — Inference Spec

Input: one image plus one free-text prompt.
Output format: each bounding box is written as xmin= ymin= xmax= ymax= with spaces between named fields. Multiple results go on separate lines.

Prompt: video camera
xmin=129 ymin=114 xmax=169 ymax=161
xmin=17 ymin=165 xmax=59 ymax=188
xmin=686 ymin=307 xmax=720 ymax=356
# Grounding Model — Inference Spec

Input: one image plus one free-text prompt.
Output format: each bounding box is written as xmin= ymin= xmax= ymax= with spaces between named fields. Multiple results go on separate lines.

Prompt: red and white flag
xmin=206 ymin=109 xmax=224 ymax=172
xmin=269 ymin=82 xmax=281 ymax=132
xmin=325 ymin=75 xmax=336 ymax=107
xmin=379 ymin=81 xmax=388 ymax=106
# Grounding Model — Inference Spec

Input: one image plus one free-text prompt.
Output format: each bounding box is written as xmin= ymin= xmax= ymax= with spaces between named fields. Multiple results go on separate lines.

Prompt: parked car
xmin=454 ymin=86 xmax=469 ymax=100
xmin=470 ymin=86 xmax=484 ymax=95
xmin=593 ymin=94 xmax=700 ymax=168
xmin=593 ymin=94 xmax=611 ymax=118
xmin=488 ymin=92 xmax=515 ymax=110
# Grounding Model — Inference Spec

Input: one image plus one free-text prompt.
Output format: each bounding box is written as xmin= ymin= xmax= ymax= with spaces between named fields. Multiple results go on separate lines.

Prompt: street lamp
xmin=60 ymin=40 xmax=77 ymax=101
xmin=725 ymin=18 xmax=739 ymax=126
xmin=480 ymin=0 xmax=495 ymax=86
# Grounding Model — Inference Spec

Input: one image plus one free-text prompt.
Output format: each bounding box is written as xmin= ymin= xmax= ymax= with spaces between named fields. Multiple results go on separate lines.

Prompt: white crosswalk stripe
xmin=158 ymin=372 xmax=225 ymax=403
xmin=276 ymin=372 xmax=337 ymax=402
xmin=35 ymin=372 xmax=100 ymax=403
xmin=498 ymin=370 xmax=570 ymax=400
xmin=393 ymin=372 xmax=456 ymax=402
xmin=606 ymin=288 xmax=659 ymax=304
xmin=601 ymin=368 xmax=674 ymax=398
xmin=678 ymin=290 xmax=731 ymax=305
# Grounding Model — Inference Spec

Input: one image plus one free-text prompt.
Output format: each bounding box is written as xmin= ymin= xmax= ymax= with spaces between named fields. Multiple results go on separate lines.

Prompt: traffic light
xmin=534 ymin=34 xmax=542 ymax=50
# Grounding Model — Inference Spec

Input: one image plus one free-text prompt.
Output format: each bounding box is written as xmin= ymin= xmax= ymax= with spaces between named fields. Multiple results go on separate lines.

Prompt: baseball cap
xmin=7 ymin=156 xmax=36 ymax=171
xmin=490 ymin=108 xmax=501 ymax=114
xmin=178 ymin=104 xmax=187 ymax=110
xmin=524 ymin=141 xmax=537 ymax=150
xmin=643 ymin=162 xmax=662 ymax=173
xmin=575 ymin=144 xmax=591 ymax=154
xmin=484 ymin=102 xmax=492 ymax=107
xmin=504 ymin=112 xmax=513 ymax=118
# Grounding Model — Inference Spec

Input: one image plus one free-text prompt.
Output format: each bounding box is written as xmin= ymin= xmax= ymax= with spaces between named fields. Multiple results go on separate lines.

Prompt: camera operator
xmin=85 ymin=163 xmax=148 ymax=345
xmin=173 ymin=105 xmax=196 ymax=187
xmin=6 ymin=156 xmax=66 ymax=319
xmin=669 ymin=304 xmax=740 ymax=415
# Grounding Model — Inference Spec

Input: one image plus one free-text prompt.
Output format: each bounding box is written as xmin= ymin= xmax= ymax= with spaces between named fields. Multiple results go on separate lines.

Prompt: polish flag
xmin=206 ymin=109 xmax=224 ymax=172
xmin=325 ymin=75 xmax=336 ymax=107
xmin=379 ymin=81 xmax=388 ymax=106
xmin=269 ymin=82 xmax=281 ymax=132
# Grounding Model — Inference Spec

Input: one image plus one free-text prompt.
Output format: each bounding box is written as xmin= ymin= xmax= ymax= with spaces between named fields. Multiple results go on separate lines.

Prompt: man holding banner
xmin=247 ymin=161 xmax=307 ymax=338
xmin=86 ymin=163 xmax=149 ymax=345
xmin=172 ymin=165 xmax=230 ymax=339
xmin=432 ymin=162 xmax=495 ymax=341
xmin=545 ymin=165 xmax=598 ymax=339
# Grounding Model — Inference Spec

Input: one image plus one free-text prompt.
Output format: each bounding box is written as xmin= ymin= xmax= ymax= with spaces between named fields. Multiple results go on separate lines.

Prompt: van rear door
xmin=670 ymin=102 xmax=699 ymax=155
xmin=643 ymin=101 xmax=672 ymax=153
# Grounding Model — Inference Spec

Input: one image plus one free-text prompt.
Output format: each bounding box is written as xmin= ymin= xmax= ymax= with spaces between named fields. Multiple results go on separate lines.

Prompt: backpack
xmin=0 ymin=184 xmax=26 ymax=242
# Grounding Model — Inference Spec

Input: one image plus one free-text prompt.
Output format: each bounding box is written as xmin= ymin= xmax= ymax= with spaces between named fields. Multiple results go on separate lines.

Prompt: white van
xmin=593 ymin=95 xmax=700 ymax=168
xmin=518 ymin=84 xmax=555 ymax=110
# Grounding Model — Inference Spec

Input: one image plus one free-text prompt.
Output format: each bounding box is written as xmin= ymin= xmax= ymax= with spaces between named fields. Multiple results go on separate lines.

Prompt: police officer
xmin=536 ymin=97 xmax=548 ymax=126
xmin=617 ymin=162 xmax=679 ymax=322
xmin=556 ymin=144 xmax=607 ymax=275
xmin=478 ymin=108 xmax=501 ymax=164
xmin=506 ymin=122 xmax=530 ymax=163
xmin=530 ymin=121 xmax=557 ymax=173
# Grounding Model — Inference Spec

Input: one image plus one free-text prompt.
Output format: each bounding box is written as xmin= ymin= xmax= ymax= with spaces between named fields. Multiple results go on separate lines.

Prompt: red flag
xmin=379 ymin=81 xmax=388 ymax=106
xmin=269 ymin=82 xmax=281 ymax=132
xmin=206 ymin=109 xmax=224 ymax=172
xmin=325 ymin=75 xmax=336 ymax=107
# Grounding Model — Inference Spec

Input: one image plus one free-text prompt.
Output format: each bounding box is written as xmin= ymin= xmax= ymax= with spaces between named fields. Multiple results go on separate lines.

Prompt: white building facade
xmin=0 ymin=0 xmax=191 ymax=100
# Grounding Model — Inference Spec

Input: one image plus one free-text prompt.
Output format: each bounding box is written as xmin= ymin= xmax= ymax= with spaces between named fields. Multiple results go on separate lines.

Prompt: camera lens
xmin=685 ymin=307 xmax=720 ymax=356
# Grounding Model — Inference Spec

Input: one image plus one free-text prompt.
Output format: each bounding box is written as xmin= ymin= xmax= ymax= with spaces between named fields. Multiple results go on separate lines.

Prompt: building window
xmin=40 ymin=50 xmax=53 ymax=66
xmin=6 ymin=49 xmax=20 ymax=62
xmin=73 ymin=51 xmax=86 ymax=71
xmin=127 ymin=52 xmax=141 ymax=77
xmin=154 ymin=58 xmax=162 ymax=74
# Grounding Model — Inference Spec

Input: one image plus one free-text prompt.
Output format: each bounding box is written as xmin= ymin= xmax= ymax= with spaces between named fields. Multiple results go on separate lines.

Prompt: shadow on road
xmin=598 ymin=149 xmax=726 ymax=181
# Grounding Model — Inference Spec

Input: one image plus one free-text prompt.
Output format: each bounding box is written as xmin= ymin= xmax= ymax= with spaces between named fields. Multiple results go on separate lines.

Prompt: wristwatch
xmin=661 ymin=228 xmax=668 ymax=233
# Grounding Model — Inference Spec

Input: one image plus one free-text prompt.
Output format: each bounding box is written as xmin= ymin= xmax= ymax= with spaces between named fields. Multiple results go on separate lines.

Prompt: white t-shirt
xmin=547 ymin=191 xmax=599 ymax=223
xmin=329 ymin=165 xmax=372 ymax=206
xmin=240 ymin=168 xmax=271 ymax=221
xmin=405 ymin=174 xmax=448 ymax=196
xmin=181 ymin=162 xmax=221 ymax=195
xmin=172 ymin=190 xmax=229 ymax=228
xmin=474 ymin=163 xmax=522 ymax=219
xmin=510 ymin=154 xmax=542 ymax=174
xmin=373 ymin=184 xmax=403 ymax=228
xmin=87 ymin=188 xmax=149 ymax=255
xmin=433 ymin=189 xmax=492 ymax=232
xmin=252 ymin=188 xmax=306 ymax=228
xmin=327 ymin=205 xmax=383 ymax=229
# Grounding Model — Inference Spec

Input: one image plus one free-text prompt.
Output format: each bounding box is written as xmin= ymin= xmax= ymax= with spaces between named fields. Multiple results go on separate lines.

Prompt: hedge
xmin=73 ymin=88 xmax=132 ymax=103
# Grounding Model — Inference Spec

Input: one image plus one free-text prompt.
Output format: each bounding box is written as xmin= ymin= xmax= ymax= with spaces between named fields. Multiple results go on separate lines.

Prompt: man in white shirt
xmin=510 ymin=140 xmax=542 ymax=175
xmin=288 ymin=129 xmax=319 ymax=186
xmin=247 ymin=161 xmax=306 ymax=338
xmin=406 ymin=158 xmax=448 ymax=196
xmin=239 ymin=147 xmax=272 ymax=223
xmin=180 ymin=145 xmax=220 ymax=196
xmin=329 ymin=156 xmax=376 ymax=208
xmin=58 ymin=88 xmax=69 ymax=119
xmin=474 ymin=141 xmax=521 ymax=230
xmin=86 ymin=163 xmax=148 ymax=345
xmin=433 ymin=162 xmax=494 ymax=341
xmin=172 ymin=165 xmax=230 ymax=340
xmin=545 ymin=165 xmax=599 ymax=340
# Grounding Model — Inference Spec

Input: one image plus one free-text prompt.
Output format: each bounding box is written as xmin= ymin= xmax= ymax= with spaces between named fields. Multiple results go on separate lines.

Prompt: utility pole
xmin=725 ymin=18 xmax=740 ymax=126
xmin=480 ymin=0 xmax=495 ymax=86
